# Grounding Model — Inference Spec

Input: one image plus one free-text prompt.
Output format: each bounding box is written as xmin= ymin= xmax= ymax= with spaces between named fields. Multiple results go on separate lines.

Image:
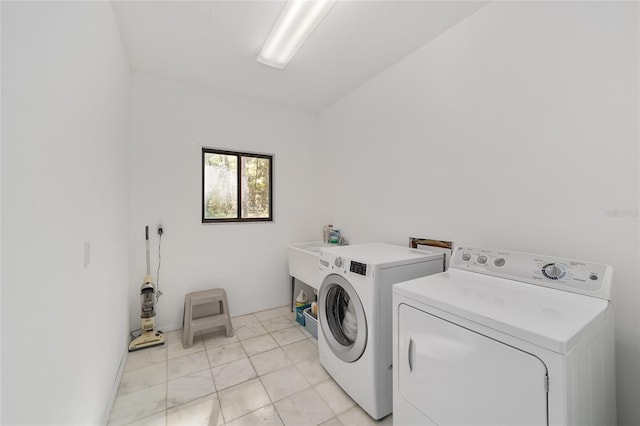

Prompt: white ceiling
xmin=112 ymin=1 xmax=487 ymax=111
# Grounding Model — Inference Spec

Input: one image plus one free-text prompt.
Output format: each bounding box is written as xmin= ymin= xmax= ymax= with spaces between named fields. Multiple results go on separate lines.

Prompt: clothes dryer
xmin=318 ymin=243 xmax=444 ymax=420
xmin=393 ymin=246 xmax=616 ymax=426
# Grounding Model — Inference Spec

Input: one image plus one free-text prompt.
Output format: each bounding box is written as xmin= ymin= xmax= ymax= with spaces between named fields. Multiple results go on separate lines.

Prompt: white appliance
xmin=318 ymin=243 xmax=445 ymax=420
xmin=393 ymin=246 xmax=616 ymax=426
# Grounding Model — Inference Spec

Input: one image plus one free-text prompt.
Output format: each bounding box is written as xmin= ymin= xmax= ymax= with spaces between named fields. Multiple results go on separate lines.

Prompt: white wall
xmin=129 ymin=72 xmax=324 ymax=332
xmin=1 ymin=2 xmax=131 ymax=424
xmin=318 ymin=2 xmax=639 ymax=425
xmin=2 ymin=1 xmax=637 ymax=424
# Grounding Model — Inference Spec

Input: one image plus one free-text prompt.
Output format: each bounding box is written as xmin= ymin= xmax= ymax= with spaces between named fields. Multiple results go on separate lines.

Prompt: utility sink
xmin=288 ymin=242 xmax=333 ymax=290
xmin=304 ymin=246 xmax=323 ymax=253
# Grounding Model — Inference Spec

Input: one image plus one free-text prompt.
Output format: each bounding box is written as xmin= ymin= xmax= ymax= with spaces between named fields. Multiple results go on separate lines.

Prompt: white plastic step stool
xmin=182 ymin=288 xmax=233 ymax=348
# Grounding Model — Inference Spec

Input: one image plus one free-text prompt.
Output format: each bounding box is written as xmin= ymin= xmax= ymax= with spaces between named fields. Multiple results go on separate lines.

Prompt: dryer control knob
xmin=461 ymin=253 xmax=472 ymax=261
xmin=335 ymin=257 xmax=343 ymax=268
xmin=543 ymin=263 xmax=562 ymax=279
xmin=494 ymin=257 xmax=506 ymax=267
xmin=477 ymin=255 xmax=488 ymax=264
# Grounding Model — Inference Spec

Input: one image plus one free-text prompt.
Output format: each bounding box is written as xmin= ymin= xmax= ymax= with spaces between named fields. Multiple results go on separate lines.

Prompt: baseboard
xmin=158 ymin=322 xmax=182 ymax=333
xmin=101 ymin=344 xmax=128 ymax=426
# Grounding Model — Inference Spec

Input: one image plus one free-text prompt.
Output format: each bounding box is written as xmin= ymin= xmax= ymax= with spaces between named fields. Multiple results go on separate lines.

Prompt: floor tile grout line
xmin=203 ymin=336 xmax=226 ymax=426
xmin=166 ymin=331 xmax=220 ymax=424
xmin=211 ymin=315 xmax=287 ymax=424
xmin=229 ymin=310 xmax=312 ymax=425
xmin=251 ymin=349 xmax=290 ymax=426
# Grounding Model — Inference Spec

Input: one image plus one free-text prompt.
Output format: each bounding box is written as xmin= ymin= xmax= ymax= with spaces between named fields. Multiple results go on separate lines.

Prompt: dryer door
xmin=398 ymin=304 xmax=549 ymax=426
xmin=319 ymin=274 xmax=367 ymax=363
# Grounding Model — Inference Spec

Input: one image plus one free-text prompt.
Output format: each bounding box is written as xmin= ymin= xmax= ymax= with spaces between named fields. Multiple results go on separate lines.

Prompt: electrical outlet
xmin=157 ymin=224 xmax=164 ymax=236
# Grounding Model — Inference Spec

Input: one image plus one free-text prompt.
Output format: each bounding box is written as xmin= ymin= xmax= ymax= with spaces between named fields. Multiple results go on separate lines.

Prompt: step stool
xmin=182 ymin=288 xmax=233 ymax=349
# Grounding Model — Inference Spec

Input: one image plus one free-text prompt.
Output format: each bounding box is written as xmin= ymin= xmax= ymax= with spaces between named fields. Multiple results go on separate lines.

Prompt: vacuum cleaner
xmin=128 ymin=226 xmax=165 ymax=352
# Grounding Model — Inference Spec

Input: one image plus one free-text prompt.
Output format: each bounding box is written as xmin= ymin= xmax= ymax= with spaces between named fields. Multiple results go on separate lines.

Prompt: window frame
xmin=202 ymin=147 xmax=273 ymax=224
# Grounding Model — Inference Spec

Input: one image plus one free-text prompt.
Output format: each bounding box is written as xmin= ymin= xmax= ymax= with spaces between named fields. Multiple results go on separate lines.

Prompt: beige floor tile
xmin=226 ymin=404 xmax=284 ymax=426
xmin=336 ymin=406 xmax=391 ymax=425
xmin=202 ymin=329 xmax=239 ymax=348
xmin=168 ymin=350 xmax=210 ymax=380
xmin=166 ymin=394 xmax=224 ymax=426
xmin=166 ymin=328 xmax=199 ymax=346
xmin=110 ymin=309 xmax=367 ymax=426
xmin=296 ymin=358 xmax=331 ymax=385
xmin=271 ymin=327 xmax=307 ymax=346
xmin=261 ymin=316 xmax=294 ymax=333
xmin=167 ymin=369 xmax=215 ymax=409
xmin=250 ymin=347 xmax=293 ymax=376
xmin=218 ymin=378 xmax=271 ymax=422
xmin=207 ymin=342 xmax=247 ymax=367
xmin=109 ymin=383 xmax=166 ymax=426
xmin=164 ymin=329 xmax=182 ymax=344
xmin=319 ymin=418 xmax=343 ymax=426
xmin=254 ymin=308 xmax=284 ymax=321
xmin=124 ymin=410 xmax=166 ymax=426
xmin=276 ymin=305 xmax=293 ymax=317
xmin=274 ymin=387 xmax=334 ymax=426
xmin=260 ymin=366 xmax=310 ymax=402
xmin=281 ymin=339 xmax=318 ymax=363
xmin=315 ymin=380 xmax=356 ymax=415
xmin=125 ymin=345 xmax=167 ymax=372
xmin=118 ymin=362 xmax=167 ymax=396
xmin=231 ymin=314 xmax=259 ymax=328
xmin=212 ymin=357 xmax=257 ymax=391
xmin=298 ymin=325 xmax=316 ymax=339
xmin=235 ymin=322 xmax=269 ymax=340
xmin=283 ymin=311 xmax=298 ymax=322
xmin=168 ymin=331 xmax=205 ymax=360
xmin=241 ymin=334 xmax=279 ymax=356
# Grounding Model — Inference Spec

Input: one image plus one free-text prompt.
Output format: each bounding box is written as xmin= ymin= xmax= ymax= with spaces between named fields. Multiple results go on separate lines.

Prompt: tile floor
xmin=108 ymin=305 xmax=393 ymax=426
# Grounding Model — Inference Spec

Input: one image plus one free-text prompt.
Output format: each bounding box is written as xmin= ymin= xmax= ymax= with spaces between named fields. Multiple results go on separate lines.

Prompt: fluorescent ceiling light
xmin=258 ymin=0 xmax=337 ymax=70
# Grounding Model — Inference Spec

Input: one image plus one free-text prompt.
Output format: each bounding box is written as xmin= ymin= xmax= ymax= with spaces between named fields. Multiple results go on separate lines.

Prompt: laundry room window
xmin=202 ymin=148 xmax=273 ymax=223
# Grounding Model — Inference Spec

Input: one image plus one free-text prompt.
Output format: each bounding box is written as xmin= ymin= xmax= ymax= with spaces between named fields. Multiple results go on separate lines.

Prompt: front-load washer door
xmin=398 ymin=303 xmax=549 ymax=426
xmin=319 ymin=274 xmax=367 ymax=363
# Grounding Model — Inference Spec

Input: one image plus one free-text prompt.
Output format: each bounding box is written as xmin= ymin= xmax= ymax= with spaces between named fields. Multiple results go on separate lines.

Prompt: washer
xmin=393 ymin=246 xmax=616 ymax=426
xmin=318 ymin=243 xmax=445 ymax=420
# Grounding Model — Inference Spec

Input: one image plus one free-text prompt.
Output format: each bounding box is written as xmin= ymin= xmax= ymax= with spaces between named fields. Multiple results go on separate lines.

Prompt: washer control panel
xmin=349 ymin=261 xmax=367 ymax=276
xmin=320 ymin=251 xmax=371 ymax=278
xmin=452 ymin=246 xmax=612 ymax=300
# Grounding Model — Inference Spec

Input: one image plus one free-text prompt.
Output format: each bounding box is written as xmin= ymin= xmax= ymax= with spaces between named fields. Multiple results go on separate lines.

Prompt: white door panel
xmin=398 ymin=304 xmax=548 ymax=426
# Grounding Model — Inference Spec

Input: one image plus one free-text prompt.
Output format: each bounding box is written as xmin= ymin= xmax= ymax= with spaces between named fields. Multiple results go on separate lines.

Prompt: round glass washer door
xmin=319 ymin=273 xmax=367 ymax=363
